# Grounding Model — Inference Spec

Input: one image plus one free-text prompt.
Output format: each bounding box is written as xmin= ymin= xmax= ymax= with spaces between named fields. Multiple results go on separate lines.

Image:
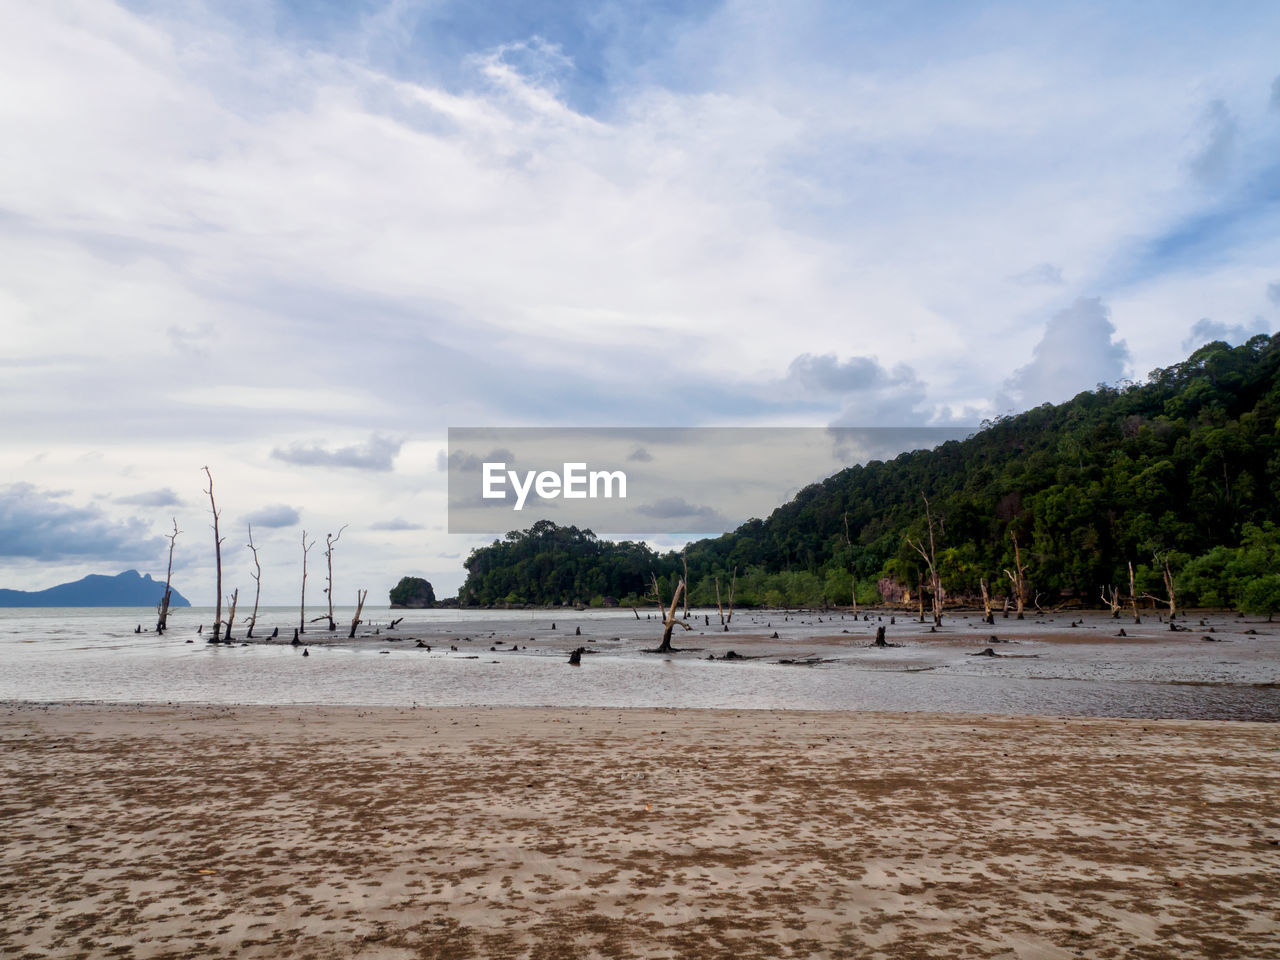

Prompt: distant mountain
xmin=0 ymin=570 xmax=192 ymax=607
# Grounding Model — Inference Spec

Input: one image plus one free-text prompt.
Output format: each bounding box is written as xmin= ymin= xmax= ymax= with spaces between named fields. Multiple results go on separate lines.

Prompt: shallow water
xmin=1 ymin=606 xmax=1277 ymax=720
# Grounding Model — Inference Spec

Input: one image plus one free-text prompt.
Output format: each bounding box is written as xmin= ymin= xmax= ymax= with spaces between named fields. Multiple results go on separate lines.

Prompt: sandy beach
xmin=1 ymin=703 xmax=1278 ymax=959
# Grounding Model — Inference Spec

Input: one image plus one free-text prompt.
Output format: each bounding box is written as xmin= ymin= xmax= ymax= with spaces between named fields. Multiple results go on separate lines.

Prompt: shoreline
xmin=3 ymin=703 xmax=1278 ymax=958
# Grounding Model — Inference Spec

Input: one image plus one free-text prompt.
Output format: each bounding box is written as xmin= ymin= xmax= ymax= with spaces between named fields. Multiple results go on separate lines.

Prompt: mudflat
xmin=2 ymin=703 xmax=1277 ymax=959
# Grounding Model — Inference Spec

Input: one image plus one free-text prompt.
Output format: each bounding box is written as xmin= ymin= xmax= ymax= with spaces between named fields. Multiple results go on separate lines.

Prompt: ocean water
xmin=1 ymin=606 xmax=1277 ymax=721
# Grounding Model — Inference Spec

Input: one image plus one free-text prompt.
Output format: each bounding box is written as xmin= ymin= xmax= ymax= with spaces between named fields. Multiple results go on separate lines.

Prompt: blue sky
xmin=1 ymin=0 xmax=1278 ymax=601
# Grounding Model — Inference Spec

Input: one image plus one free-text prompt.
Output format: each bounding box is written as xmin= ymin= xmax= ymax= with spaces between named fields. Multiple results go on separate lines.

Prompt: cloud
xmin=1271 ymin=75 xmax=1280 ymax=112
xmin=784 ymin=353 xmax=930 ymax=425
xmin=1268 ymin=282 xmax=1280 ymax=306
xmin=370 ymin=518 xmax=424 ymax=531
xmin=635 ymin=497 xmax=729 ymax=530
xmin=1182 ymin=317 xmax=1272 ymax=351
xmin=245 ymin=504 xmax=301 ymax=528
xmin=437 ymin=448 xmax=515 ymax=473
xmin=1002 ymin=298 xmax=1131 ymax=408
xmin=0 ymin=483 xmax=163 ymax=562
xmin=1011 ymin=263 xmax=1065 ymax=286
xmin=271 ymin=435 xmax=402 ymax=471
xmin=114 ymin=488 xmax=182 ymax=507
xmin=1190 ymin=100 xmax=1237 ymax=184
xmin=627 ymin=447 xmax=654 ymax=462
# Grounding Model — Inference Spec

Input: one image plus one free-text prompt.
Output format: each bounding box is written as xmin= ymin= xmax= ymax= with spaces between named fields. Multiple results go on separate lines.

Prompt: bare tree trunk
xmin=726 ymin=566 xmax=737 ymax=626
xmin=156 ymin=517 xmax=179 ymax=633
xmin=349 ymin=588 xmax=367 ymax=639
xmin=319 ymin=525 xmax=347 ymax=632
xmin=300 ymin=531 xmax=316 ymax=634
xmin=1128 ymin=561 xmax=1141 ymax=624
xmin=245 ymin=522 xmax=261 ymax=638
xmin=905 ymin=494 xmax=944 ymax=626
xmin=1141 ymin=554 xmax=1178 ymax=620
xmin=715 ymin=577 xmax=724 ymax=624
xmin=202 ymin=467 xmax=224 ymax=641
xmin=224 ymin=588 xmax=238 ymax=642
xmin=1004 ymin=530 xmax=1027 ymax=620
xmin=1100 ymin=585 xmax=1122 ymax=618
xmin=844 ymin=512 xmax=858 ymax=617
xmin=682 ymin=551 xmax=689 ymax=620
xmin=648 ymin=573 xmax=690 ymax=653
xmin=980 ymin=577 xmax=994 ymax=625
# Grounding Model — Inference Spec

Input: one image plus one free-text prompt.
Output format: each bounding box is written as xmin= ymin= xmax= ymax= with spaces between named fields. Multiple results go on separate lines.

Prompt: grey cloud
xmin=1011 ymin=263 xmax=1064 ymax=286
xmin=437 ymin=448 xmax=515 ymax=472
xmin=245 ymin=504 xmax=301 ymax=528
xmin=785 ymin=353 xmax=930 ymax=426
xmin=635 ymin=497 xmax=730 ymax=530
xmin=0 ymin=483 xmax=164 ymax=562
xmin=627 ymin=446 xmax=654 ymax=462
xmin=1271 ymin=75 xmax=1280 ymax=112
xmin=1190 ymin=100 xmax=1237 ymax=184
xmin=370 ymin=518 xmax=425 ymax=531
xmin=114 ymin=488 xmax=183 ymax=507
xmin=1182 ymin=317 xmax=1272 ymax=351
xmin=272 ymin=434 xmax=401 ymax=471
xmin=1268 ymin=282 xmax=1280 ymax=306
xmin=1002 ymin=297 xmax=1130 ymax=408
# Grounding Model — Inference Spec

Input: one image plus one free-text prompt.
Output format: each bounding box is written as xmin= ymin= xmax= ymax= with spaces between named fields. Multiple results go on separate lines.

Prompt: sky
xmin=1 ymin=0 xmax=1278 ymax=604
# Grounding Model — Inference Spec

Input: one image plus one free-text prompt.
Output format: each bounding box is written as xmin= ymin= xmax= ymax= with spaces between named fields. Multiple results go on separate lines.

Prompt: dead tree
xmin=682 ymin=551 xmax=690 ymax=620
xmin=313 ymin=525 xmax=348 ymax=631
xmin=202 ymin=467 xmax=225 ymax=641
xmin=1127 ymin=561 xmax=1142 ymax=624
xmin=979 ymin=577 xmax=995 ymax=625
xmin=647 ymin=573 xmax=691 ymax=653
xmin=1004 ymin=530 xmax=1028 ymax=620
xmin=1142 ymin=553 xmax=1177 ymax=620
xmin=224 ymin=588 xmax=238 ymax=641
xmin=245 ymin=522 xmax=262 ymax=638
xmin=905 ymin=494 xmax=944 ymax=626
xmin=156 ymin=517 xmax=180 ymax=633
xmin=726 ymin=566 xmax=737 ymax=627
xmin=715 ymin=576 xmax=725 ymax=625
xmin=300 ymin=530 xmax=316 ymax=634
xmin=1100 ymin=584 xmax=1123 ymax=618
xmin=844 ymin=512 xmax=859 ymax=616
xmin=349 ymin=589 xmax=368 ymax=639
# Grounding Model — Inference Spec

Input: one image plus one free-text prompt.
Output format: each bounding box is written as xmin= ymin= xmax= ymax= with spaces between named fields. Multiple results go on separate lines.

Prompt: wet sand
xmin=3 ymin=703 xmax=1278 ymax=958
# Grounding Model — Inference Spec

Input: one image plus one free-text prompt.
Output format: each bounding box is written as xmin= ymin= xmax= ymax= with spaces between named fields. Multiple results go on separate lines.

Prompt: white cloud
xmin=2 ymin=2 xmax=1279 ymax=598
xmin=1002 ymin=298 xmax=1131 ymax=408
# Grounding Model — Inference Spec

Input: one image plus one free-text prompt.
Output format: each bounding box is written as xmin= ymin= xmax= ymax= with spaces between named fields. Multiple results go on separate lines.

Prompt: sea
xmin=2 ymin=605 xmax=1277 ymax=721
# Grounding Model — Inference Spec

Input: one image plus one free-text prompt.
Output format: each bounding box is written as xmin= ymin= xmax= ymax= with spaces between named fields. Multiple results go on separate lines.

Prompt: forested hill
xmin=458 ymin=335 xmax=1280 ymax=611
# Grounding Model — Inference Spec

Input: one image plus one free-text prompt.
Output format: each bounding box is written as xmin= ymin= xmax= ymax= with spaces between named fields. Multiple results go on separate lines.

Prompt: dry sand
xmin=2 ymin=703 xmax=1278 ymax=959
